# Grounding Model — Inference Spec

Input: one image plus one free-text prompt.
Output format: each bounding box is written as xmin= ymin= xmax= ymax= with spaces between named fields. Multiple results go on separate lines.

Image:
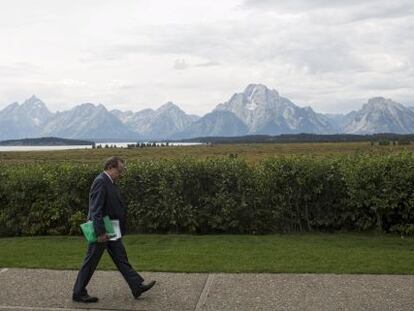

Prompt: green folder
xmin=80 ymin=215 xmax=116 ymax=243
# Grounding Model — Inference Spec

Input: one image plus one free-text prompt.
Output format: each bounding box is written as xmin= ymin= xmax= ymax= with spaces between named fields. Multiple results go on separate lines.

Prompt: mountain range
xmin=1 ymin=84 xmax=413 ymax=141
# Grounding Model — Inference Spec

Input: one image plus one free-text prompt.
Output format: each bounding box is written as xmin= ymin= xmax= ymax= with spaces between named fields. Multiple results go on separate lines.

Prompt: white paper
xmin=109 ymin=219 xmax=122 ymax=241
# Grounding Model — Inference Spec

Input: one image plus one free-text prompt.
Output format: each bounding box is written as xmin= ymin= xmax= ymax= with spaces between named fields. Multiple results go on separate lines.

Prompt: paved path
xmin=0 ymin=268 xmax=413 ymax=310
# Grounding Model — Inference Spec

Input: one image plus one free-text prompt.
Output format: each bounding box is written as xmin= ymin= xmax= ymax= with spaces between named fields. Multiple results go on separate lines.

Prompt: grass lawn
xmin=1 ymin=233 xmax=413 ymax=274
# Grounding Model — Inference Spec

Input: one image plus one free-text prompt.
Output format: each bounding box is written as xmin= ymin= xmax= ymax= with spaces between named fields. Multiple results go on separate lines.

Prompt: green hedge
xmin=1 ymin=153 xmax=414 ymax=237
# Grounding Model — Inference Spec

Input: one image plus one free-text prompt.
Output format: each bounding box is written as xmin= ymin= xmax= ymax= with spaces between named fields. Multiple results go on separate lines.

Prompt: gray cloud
xmin=97 ymin=0 xmax=413 ymax=79
xmin=242 ymin=0 xmax=414 ymax=25
xmin=242 ymin=0 xmax=413 ymax=14
xmin=0 ymin=62 xmax=43 ymax=76
xmin=99 ymin=19 xmax=366 ymax=75
xmin=173 ymin=59 xmax=188 ymax=70
xmin=1 ymin=0 xmax=413 ymax=115
xmin=172 ymin=59 xmax=221 ymax=70
xmin=244 ymin=0 xmax=370 ymax=9
xmin=195 ymin=61 xmax=221 ymax=67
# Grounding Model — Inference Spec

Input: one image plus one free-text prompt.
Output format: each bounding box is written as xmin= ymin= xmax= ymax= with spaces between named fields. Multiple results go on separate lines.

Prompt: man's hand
xmin=97 ymin=233 xmax=109 ymax=243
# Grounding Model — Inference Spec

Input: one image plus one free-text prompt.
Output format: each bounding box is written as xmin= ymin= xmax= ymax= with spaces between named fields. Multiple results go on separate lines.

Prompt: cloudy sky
xmin=0 ymin=0 xmax=413 ymax=115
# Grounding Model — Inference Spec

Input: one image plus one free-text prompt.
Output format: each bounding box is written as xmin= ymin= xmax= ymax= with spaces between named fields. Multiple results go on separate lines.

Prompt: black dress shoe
xmin=72 ymin=294 xmax=99 ymax=303
xmin=134 ymin=280 xmax=156 ymax=299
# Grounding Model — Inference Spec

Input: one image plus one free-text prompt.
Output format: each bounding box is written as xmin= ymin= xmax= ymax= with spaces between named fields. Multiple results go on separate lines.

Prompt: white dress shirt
xmin=104 ymin=171 xmax=113 ymax=183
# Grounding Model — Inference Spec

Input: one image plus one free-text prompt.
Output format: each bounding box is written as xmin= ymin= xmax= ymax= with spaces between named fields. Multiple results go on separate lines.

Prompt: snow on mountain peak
xmin=3 ymin=85 xmax=414 ymax=141
xmin=362 ymin=97 xmax=404 ymax=115
xmin=343 ymin=97 xmax=414 ymax=134
xmin=22 ymin=95 xmax=45 ymax=109
xmin=244 ymin=83 xmax=268 ymax=94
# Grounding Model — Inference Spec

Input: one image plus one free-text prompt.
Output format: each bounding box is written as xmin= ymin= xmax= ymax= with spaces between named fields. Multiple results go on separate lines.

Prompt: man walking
xmin=72 ymin=156 xmax=155 ymax=303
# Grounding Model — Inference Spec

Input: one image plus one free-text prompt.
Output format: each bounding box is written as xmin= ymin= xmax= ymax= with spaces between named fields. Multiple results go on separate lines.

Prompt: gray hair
xmin=104 ymin=156 xmax=124 ymax=170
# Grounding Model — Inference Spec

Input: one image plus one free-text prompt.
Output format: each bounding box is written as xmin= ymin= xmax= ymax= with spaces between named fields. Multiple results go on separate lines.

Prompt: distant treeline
xmin=0 ymin=137 xmax=94 ymax=146
xmin=178 ymin=133 xmax=414 ymax=144
xmin=93 ymin=142 xmax=171 ymax=149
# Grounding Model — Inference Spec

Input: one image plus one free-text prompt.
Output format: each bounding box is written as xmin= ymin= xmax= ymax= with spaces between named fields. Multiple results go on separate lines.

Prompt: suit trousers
xmin=72 ymin=238 xmax=144 ymax=298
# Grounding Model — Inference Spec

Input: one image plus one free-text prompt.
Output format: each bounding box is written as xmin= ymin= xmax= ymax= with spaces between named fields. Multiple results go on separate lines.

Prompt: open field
xmin=1 ymin=142 xmax=414 ymax=164
xmin=1 ymin=233 xmax=413 ymax=274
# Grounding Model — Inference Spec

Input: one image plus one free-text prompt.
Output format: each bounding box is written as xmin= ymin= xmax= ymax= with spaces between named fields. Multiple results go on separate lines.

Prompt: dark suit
xmin=72 ymin=172 xmax=144 ymax=298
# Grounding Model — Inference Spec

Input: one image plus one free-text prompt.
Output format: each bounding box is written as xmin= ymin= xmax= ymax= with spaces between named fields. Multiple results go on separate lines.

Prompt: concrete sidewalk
xmin=0 ymin=268 xmax=413 ymax=310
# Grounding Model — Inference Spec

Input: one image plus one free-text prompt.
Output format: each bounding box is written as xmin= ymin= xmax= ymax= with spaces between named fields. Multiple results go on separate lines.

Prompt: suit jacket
xmin=87 ymin=172 xmax=127 ymax=237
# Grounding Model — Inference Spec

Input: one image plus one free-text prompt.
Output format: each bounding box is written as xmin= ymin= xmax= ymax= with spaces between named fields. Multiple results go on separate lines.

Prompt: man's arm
xmin=89 ymin=178 xmax=107 ymax=238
